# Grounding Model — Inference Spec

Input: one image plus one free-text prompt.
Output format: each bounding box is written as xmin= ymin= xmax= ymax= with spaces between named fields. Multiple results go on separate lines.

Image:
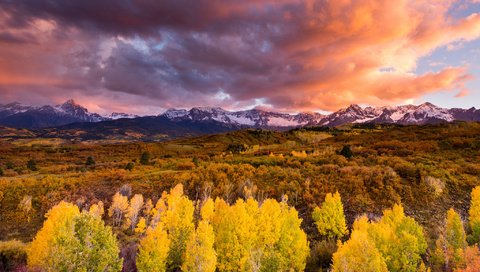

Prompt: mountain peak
xmin=418 ymin=102 xmax=438 ymax=108
xmin=62 ymin=99 xmax=79 ymax=106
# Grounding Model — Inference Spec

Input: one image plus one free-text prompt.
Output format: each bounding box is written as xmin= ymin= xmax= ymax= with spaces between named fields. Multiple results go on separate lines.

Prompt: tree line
xmin=6 ymin=184 xmax=480 ymax=271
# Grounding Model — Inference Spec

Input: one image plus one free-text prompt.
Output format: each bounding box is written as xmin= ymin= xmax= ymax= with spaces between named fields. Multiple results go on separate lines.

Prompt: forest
xmin=1 ymin=122 xmax=480 ymax=271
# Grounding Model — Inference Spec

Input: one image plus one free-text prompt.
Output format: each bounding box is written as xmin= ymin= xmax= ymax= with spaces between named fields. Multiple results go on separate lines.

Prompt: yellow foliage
xmin=469 ymin=186 xmax=480 ymax=243
xmin=108 ymin=192 xmax=129 ymax=227
xmin=312 ymin=192 xmax=348 ymax=239
xmin=135 ymin=217 xmax=147 ymax=234
xmin=89 ymin=201 xmax=104 ymax=218
xmin=183 ymin=220 xmax=217 ymax=272
xmin=332 ymin=216 xmax=388 ymax=272
xmin=137 ymin=224 xmax=171 ymax=272
xmin=27 ymin=201 xmax=81 ymax=270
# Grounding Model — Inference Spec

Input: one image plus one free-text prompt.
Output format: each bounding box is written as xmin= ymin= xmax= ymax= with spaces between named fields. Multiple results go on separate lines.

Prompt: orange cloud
xmin=0 ymin=1 xmax=479 ymax=113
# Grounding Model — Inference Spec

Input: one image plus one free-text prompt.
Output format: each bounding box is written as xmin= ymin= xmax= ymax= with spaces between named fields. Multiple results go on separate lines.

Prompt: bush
xmin=0 ymin=240 xmax=27 ymax=271
xmin=339 ymin=145 xmax=353 ymax=158
xmin=85 ymin=156 xmax=95 ymax=166
xmin=0 ymin=167 xmax=3 ymax=176
xmin=140 ymin=151 xmax=150 ymax=165
xmin=125 ymin=162 xmax=135 ymax=171
xmin=27 ymin=159 xmax=38 ymax=171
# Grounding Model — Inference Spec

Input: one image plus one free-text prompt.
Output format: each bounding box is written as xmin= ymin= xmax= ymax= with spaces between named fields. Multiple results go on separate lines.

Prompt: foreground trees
xmin=25 ymin=185 xmax=480 ymax=271
xmin=332 ymin=204 xmax=427 ymax=272
xmin=312 ymin=192 xmax=348 ymax=240
xmin=28 ymin=201 xmax=122 ymax=271
xmin=136 ymin=184 xmax=309 ymax=272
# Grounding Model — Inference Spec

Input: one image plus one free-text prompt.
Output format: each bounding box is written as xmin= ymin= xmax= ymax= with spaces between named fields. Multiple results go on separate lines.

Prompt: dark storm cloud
xmin=0 ymin=0 xmax=479 ymax=113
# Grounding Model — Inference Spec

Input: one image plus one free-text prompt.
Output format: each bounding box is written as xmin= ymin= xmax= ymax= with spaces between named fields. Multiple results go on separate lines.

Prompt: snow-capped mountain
xmin=104 ymin=112 xmax=140 ymax=120
xmin=0 ymin=100 xmax=479 ymax=130
xmin=0 ymin=99 xmax=134 ymax=128
xmin=161 ymin=107 xmax=324 ymax=128
xmin=317 ymin=102 xmax=479 ymax=126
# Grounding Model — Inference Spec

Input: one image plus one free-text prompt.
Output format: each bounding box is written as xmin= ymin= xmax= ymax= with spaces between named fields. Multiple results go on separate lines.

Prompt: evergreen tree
xmin=85 ymin=156 xmax=95 ymax=166
xmin=26 ymin=159 xmax=38 ymax=171
xmin=140 ymin=151 xmax=151 ymax=165
xmin=339 ymin=145 xmax=353 ymax=158
xmin=125 ymin=162 xmax=135 ymax=171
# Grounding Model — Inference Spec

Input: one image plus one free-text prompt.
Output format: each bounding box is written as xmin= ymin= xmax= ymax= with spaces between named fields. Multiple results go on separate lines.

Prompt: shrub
xmin=0 ymin=240 xmax=27 ymax=271
xmin=27 ymin=159 xmax=38 ymax=171
xmin=85 ymin=156 xmax=95 ymax=166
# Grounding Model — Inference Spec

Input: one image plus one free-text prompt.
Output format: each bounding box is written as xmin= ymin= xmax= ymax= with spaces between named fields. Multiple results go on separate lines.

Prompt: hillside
xmin=0 ymin=122 xmax=479 ymax=270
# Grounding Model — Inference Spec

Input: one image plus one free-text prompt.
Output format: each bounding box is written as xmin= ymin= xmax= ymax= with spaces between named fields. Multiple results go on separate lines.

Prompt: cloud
xmin=455 ymin=89 xmax=470 ymax=97
xmin=0 ymin=0 xmax=480 ymax=113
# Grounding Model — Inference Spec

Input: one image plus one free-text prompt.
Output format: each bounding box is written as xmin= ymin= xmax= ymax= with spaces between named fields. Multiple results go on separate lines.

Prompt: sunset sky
xmin=1 ymin=0 xmax=480 ymax=115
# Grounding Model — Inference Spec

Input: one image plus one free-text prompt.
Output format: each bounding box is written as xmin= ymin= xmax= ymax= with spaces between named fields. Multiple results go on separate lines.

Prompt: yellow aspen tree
xmin=89 ymin=201 xmax=104 ymax=218
xmin=108 ymin=192 xmax=129 ymax=227
xmin=332 ymin=216 xmax=388 ymax=272
xmin=445 ymin=208 xmax=467 ymax=269
xmin=137 ymin=224 xmax=171 ymax=272
xmin=210 ymin=198 xmax=250 ymax=272
xmin=127 ymin=194 xmax=144 ymax=232
xmin=28 ymin=202 xmax=121 ymax=271
xmin=312 ymin=192 xmax=347 ymax=240
xmin=135 ymin=217 xmax=147 ymax=234
xmin=159 ymin=184 xmax=195 ymax=271
xmin=368 ymin=204 xmax=427 ymax=271
xmin=18 ymin=195 xmax=33 ymax=222
xmin=182 ymin=220 xmax=217 ymax=272
xmin=257 ymin=198 xmax=309 ymax=272
xmin=28 ymin=201 xmax=80 ymax=270
xmin=144 ymin=198 xmax=154 ymax=225
xmin=469 ymin=186 xmax=480 ymax=243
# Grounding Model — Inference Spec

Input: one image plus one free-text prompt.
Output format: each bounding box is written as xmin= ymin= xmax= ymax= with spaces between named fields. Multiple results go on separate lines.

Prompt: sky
xmin=1 ymin=0 xmax=480 ymax=115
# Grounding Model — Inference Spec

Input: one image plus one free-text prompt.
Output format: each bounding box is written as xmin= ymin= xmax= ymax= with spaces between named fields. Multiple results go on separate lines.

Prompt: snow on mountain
xmin=0 ymin=100 xmax=478 ymax=129
xmin=104 ymin=112 xmax=139 ymax=120
xmin=160 ymin=107 xmax=324 ymax=128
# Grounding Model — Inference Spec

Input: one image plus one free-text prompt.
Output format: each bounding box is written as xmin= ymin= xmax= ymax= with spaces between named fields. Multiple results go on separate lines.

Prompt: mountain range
xmin=0 ymin=99 xmax=479 ymax=140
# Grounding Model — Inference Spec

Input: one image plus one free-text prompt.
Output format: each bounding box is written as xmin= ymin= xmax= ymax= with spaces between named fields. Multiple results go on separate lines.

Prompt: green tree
xmin=339 ymin=145 xmax=353 ymax=158
xmin=469 ymin=186 xmax=480 ymax=243
xmin=137 ymin=224 xmax=171 ymax=272
xmin=85 ymin=156 xmax=95 ymax=166
xmin=140 ymin=151 xmax=151 ymax=165
xmin=26 ymin=159 xmax=38 ymax=171
xmin=182 ymin=220 xmax=217 ymax=272
xmin=211 ymin=198 xmax=258 ymax=271
xmin=368 ymin=204 xmax=427 ymax=272
xmin=125 ymin=162 xmax=135 ymax=171
xmin=312 ymin=192 xmax=348 ymax=240
xmin=0 ymin=167 xmax=4 ymax=176
xmin=68 ymin=212 xmax=122 ymax=271
xmin=332 ymin=216 xmax=388 ymax=272
xmin=28 ymin=202 xmax=122 ymax=271
xmin=445 ymin=208 xmax=467 ymax=269
xmin=258 ymin=198 xmax=309 ymax=272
